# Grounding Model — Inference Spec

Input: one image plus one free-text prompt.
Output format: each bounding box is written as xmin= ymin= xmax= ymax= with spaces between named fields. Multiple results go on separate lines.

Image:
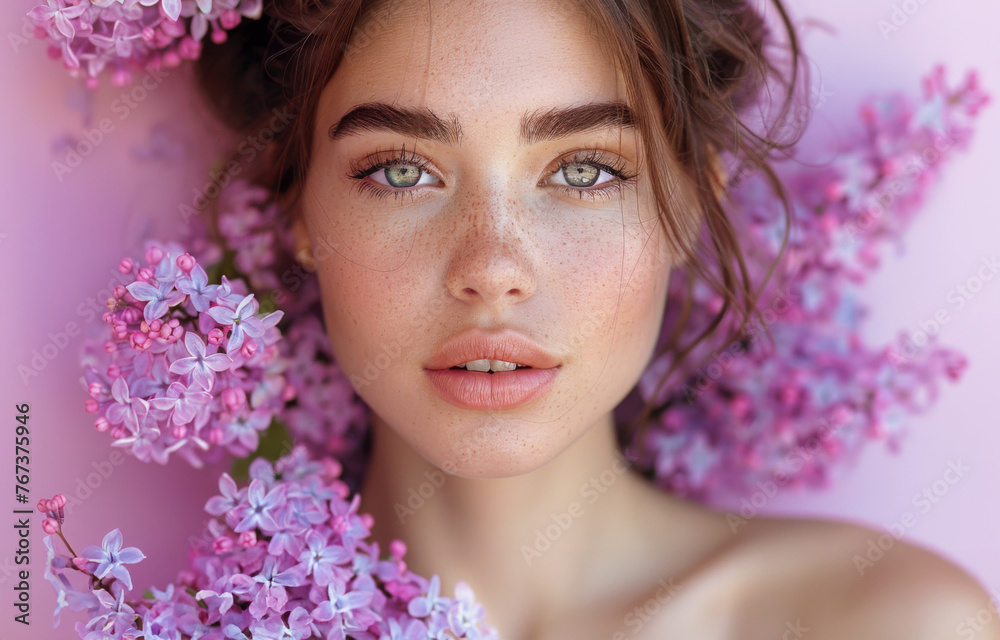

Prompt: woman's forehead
xmin=320 ymin=0 xmax=627 ymax=133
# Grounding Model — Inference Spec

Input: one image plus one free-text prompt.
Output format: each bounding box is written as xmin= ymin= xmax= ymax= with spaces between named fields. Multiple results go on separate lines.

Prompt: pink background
xmin=1 ymin=0 xmax=997 ymax=637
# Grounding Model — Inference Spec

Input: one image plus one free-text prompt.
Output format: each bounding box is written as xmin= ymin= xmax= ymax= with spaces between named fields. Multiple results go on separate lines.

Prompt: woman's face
xmin=296 ymin=0 xmax=674 ymax=477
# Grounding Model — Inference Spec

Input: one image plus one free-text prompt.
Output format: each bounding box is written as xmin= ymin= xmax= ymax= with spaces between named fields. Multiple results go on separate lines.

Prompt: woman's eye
xmin=370 ymin=163 xmax=440 ymax=188
xmin=550 ymin=162 xmax=616 ymax=188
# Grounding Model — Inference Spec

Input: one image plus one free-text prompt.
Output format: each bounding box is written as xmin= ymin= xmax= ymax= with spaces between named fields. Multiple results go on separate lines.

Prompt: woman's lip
xmin=424 ymin=329 xmax=561 ymax=371
xmin=424 ymin=365 xmax=560 ymax=410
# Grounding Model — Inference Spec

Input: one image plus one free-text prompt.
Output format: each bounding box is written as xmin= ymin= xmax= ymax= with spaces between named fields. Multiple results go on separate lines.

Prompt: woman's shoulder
xmin=700 ymin=512 xmax=999 ymax=640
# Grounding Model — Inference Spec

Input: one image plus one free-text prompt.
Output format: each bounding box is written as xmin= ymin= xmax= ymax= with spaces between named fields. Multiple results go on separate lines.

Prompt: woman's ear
xmin=291 ymin=214 xmax=317 ymax=270
xmin=708 ymin=148 xmax=729 ymax=201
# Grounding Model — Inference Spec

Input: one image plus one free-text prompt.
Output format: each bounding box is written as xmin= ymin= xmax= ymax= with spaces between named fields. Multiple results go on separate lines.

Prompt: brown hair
xmin=194 ymin=0 xmax=808 ymax=453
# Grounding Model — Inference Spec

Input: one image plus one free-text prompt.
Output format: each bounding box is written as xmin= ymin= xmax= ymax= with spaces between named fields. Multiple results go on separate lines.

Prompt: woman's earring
xmin=296 ymin=247 xmax=318 ymax=271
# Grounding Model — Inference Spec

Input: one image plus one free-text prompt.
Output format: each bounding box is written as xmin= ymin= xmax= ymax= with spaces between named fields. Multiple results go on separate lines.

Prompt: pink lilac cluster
xmin=81 ymin=240 xmax=287 ymax=466
xmin=181 ymin=181 xmax=373 ymax=488
xmin=39 ymin=446 xmax=498 ymax=640
xmin=628 ymin=66 xmax=989 ymax=502
xmin=26 ymin=0 xmax=263 ymax=88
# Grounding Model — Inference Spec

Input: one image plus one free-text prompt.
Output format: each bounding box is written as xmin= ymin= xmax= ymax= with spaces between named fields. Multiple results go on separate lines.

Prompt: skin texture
xmin=290 ymin=0 xmax=999 ymax=638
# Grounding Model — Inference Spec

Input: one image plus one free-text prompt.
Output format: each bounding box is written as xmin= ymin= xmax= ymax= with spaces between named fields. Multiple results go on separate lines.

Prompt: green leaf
xmin=229 ymin=417 xmax=295 ymax=483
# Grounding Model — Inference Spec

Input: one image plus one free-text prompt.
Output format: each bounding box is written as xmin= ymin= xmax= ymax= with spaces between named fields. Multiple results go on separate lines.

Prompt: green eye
xmin=382 ymin=164 xmax=423 ymax=188
xmin=561 ymin=162 xmax=602 ymax=187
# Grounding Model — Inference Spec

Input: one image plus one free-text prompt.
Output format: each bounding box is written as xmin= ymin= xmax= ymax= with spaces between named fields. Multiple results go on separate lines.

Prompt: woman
xmin=193 ymin=0 xmax=997 ymax=637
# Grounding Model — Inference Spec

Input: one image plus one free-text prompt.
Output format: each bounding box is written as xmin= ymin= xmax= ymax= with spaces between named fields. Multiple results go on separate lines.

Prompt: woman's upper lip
xmin=424 ymin=329 xmax=561 ymax=370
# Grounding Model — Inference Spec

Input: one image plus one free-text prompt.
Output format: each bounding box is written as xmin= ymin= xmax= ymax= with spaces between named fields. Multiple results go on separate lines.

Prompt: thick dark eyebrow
xmin=329 ymin=103 xmax=462 ymax=145
xmin=327 ymin=100 xmax=636 ymax=145
xmin=520 ymin=101 xmax=636 ymax=145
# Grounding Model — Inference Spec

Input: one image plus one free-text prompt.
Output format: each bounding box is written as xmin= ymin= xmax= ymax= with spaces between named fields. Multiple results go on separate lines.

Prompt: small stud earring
xmin=296 ymin=247 xmax=317 ymax=270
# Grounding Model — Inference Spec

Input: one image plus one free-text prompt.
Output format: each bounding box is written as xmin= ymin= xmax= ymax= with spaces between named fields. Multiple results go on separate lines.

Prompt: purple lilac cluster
xmin=629 ymin=67 xmax=989 ymax=502
xmin=39 ymin=446 xmax=498 ymax=640
xmin=181 ymin=180 xmax=373 ymax=486
xmin=26 ymin=0 xmax=263 ymax=87
xmin=81 ymin=240 xmax=287 ymax=466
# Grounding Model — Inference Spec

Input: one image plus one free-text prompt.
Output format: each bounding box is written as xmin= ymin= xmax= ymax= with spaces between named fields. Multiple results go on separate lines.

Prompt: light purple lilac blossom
xmin=38 ymin=448 xmax=499 ymax=640
xmin=26 ymin=0 xmax=264 ymax=87
xmin=81 ymin=240 xmax=287 ymax=466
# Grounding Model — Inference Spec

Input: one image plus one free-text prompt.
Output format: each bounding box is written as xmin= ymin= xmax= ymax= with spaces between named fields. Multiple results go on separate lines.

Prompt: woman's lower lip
xmin=424 ymin=366 xmax=560 ymax=410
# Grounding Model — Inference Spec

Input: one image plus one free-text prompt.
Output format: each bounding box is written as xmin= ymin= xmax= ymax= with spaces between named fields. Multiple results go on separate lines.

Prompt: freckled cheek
xmin=565 ymin=230 xmax=670 ymax=360
xmin=313 ymin=256 xmax=426 ymax=380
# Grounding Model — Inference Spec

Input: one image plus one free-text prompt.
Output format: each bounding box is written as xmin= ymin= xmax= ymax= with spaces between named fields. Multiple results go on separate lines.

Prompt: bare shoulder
xmin=724 ymin=514 xmax=1000 ymax=640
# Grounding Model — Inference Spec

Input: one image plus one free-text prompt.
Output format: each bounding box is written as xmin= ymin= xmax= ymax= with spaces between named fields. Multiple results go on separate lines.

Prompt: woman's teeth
xmin=453 ymin=359 xmax=529 ymax=372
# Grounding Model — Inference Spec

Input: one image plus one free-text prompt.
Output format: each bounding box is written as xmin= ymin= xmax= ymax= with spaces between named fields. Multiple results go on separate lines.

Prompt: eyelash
xmin=345 ymin=145 xmax=638 ymax=203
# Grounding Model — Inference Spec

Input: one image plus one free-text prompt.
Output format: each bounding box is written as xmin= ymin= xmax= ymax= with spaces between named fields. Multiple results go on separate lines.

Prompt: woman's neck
xmin=357 ymin=411 xmax=670 ymax=638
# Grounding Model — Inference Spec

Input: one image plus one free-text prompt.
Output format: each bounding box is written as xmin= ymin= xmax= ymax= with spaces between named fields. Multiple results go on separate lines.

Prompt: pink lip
xmin=424 ymin=329 xmax=561 ymax=371
xmin=424 ymin=366 xmax=560 ymax=410
xmin=423 ymin=328 xmax=562 ymax=410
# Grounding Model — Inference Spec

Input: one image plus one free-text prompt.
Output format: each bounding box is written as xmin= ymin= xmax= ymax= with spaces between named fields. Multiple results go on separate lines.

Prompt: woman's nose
xmin=443 ymin=186 xmax=537 ymax=309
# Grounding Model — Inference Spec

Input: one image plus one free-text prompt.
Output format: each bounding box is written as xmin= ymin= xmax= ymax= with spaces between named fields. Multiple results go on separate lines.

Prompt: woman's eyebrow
xmin=328 ymin=101 xmax=636 ymax=145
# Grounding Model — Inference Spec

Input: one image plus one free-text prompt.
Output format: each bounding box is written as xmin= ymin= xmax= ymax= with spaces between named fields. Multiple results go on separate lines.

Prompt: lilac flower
xmin=408 ymin=574 xmax=448 ymax=618
xmin=297 ymin=530 xmax=352 ymax=586
xmin=89 ymin=19 xmax=142 ymax=58
xmin=205 ymin=472 xmax=243 ymax=517
xmin=27 ymin=0 xmax=266 ymax=86
xmin=113 ymin=424 xmax=169 ymax=465
xmin=196 ymin=588 xmax=235 ymax=615
xmin=105 ymin=376 xmax=149 ymax=434
xmin=28 ymin=0 xmax=88 ymax=39
xmin=207 ymin=294 xmax=266 ymax=353
xmin=41 ymin=447 xmax=499 ymax=640
xmin=127 ymin=280 xmax=186 ymax=324
xmin=169 ymin=332 xmax=232 ymax=391
xmin=150 ymin=381 xmax=212 ymax=425
xmin=43 ymin=536 xmax=79 ymax=628
xmin=248 ymin=612 xmax=310 ymax=640
xmin=310 ymin=579 xmax=375 ymax=639
xmin=176 ymin=263 xmax=220 ymax=312
xmin=232 ymin=478 xmax=284 ymax=533
xmin=247 ymin=556 xmax=307 ymax=618
xmin=220 ymin=410 xmax=270 ymax=453
xmin=86 ymin=584 xmax=137 ymax=637
xmin=447 ymin=582 xmax=488 ymax=637
xmin=160 ymin=0 xmax=182 ymax=21
xmin=381 ymin=617 xmax=430 ymax=640
xmin=81 ymin=238 xmax=290 ymax=466
xmin=79 ymin=528 xmax=146 ymax=591
xmin=128 ymin=355 xmax=172 ymax=398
